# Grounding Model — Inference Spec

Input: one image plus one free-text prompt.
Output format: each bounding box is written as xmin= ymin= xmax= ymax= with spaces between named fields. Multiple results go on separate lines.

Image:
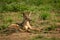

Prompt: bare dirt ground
xmin=0 ymin=32 xmax=60 ymax=40
xmin=0 ymin=33 xmax=60 ymax=40
xmin=0 ymin=32 xmax=38 ymax=40
xmin=0 ymin=28 xmax=60 ymax=40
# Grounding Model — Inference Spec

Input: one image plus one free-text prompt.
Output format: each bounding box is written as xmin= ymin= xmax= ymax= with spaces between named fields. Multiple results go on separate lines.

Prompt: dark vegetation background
xmin=0 ymin=0 xmax=60 ymax=40
xmin=0 ymin=0 xmax=60 ymax=12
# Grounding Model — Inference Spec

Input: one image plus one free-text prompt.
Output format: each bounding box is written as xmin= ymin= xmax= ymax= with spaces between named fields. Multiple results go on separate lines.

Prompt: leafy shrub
xmin=6 ymin=3 xmax=14 ymax=11
xmin=6 ymin=2 xmax=28 ymax=12
xmin=20 ymin=3 xmax=28 ymax=11
xmin=0 ymin=0 xmax=19 ymax=4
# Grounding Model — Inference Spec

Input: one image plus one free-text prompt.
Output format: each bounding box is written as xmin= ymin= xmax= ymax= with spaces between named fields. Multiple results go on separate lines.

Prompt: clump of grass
xmin=6 ymin=17 xmax=13 ymax=22
xmin=0 ymin=14 xmax=4 ymax=19
xmin=40 ymin=12 xmax=51 ymax=20
xmin=44 ymin=24 xmax=56 ymax=31
xmin=55 ymin=13 xmax=60 ymax=16
xmin=0 ymin=24 xmax=8 ymax=30
xmin=3 ymin=16 xmax=13 ymax=23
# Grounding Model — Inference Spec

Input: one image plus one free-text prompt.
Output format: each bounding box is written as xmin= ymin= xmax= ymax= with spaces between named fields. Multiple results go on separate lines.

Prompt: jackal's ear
xmin=28 ymin=12 xmax=32 ymax=17
xmin=22 ymin=12 xmax=30 ymax=16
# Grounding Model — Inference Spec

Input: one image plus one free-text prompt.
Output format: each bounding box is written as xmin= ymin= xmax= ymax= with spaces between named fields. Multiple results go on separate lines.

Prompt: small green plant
xmin=44 ymin=27 xmax=53 ymax=31
xmin=6 ymin=17 xmax=13 ymax=22
xmin=40 ymin=12 xmax=50 ymax=20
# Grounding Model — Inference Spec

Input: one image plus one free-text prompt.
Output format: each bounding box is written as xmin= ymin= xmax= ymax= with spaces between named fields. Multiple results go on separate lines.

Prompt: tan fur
xmin=8 ymin=24 xmax=21 ymax=31
xmin=8 ymin=24 xmax=19 ymax=29
xmin=22 ymin=12 xmax=32 ymax=30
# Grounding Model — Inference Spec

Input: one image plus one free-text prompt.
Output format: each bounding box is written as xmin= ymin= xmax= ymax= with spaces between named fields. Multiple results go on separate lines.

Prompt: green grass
xmin=0 ymin=0 xmax=60 ymax=12
xmin=40 ymin=12 xmax=51 ymax=20
xmin=0 ymin=12 xmax=22 ymax=30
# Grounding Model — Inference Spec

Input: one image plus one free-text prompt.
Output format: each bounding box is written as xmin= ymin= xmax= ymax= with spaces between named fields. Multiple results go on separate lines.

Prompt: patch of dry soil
xmin=0 ymin=32 xmax=60 ymax=40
